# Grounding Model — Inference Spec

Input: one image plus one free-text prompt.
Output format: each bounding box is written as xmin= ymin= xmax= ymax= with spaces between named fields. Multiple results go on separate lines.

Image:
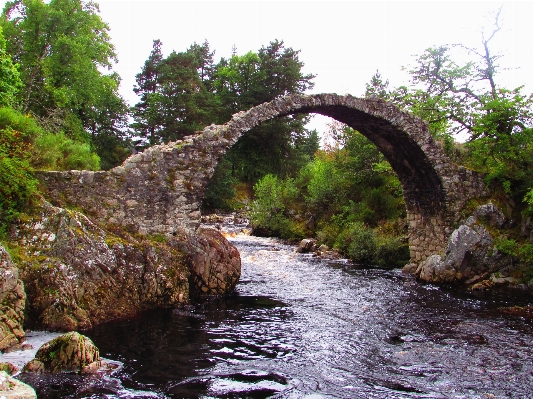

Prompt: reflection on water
xmin=17 ymin=228 xmax=533 ymax=398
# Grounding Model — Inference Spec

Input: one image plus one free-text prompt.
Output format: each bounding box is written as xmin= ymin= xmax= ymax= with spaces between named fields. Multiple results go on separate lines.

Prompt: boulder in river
xmin=10 ymin=201 xmax=190 ymax=331
xmin=23 ymin=332 xmax=101 ymax=374
xmin=296 ymin=238 xmax=318 ymax=253
xmin=0 ymin=370 xmax=36 ymax=398
xmin=183 ymin=228 xmax=241 ymax=296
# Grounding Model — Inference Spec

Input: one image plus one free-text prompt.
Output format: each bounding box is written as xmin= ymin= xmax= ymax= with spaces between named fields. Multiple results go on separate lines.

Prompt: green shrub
xmin=316 ymin=222 xmax=342 ymax=248
xmin=0 ymin=126 xmax=37 ymax=233
xmin=32 ymin=131 xmax=100 ymax=171
xmin=250 ymin=174 xmax=302 ymax=238
xmin=0 ymin=107 xmax=101 ymax=172
xmin=0 ymin=107 xmax=42 ymax=137
xmin=495 ymin=236 xmax=519 ymax=258
xmin=374 ymin=235 xmax=410 ymax=268
xmin=524 ymin=188 xmax=533 ymax=219
xmin=335 ymin=222 xmax=377 ymax=264
xmin=519 ymin=243 xmax=533 ymax=265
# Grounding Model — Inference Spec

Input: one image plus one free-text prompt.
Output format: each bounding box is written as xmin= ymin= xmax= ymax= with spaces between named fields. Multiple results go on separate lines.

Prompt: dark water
xmin=18 ymin=230 xmax=533 ymax=398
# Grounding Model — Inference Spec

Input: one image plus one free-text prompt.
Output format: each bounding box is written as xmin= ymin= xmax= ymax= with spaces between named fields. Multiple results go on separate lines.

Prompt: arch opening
xmin=293 ymin=105 xmax=447 ymax=217
xmin=209 ymin=97 xmax=448 ymax=219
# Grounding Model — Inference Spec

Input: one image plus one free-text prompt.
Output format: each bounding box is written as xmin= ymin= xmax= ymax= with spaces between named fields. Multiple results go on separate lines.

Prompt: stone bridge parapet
xmin=37 ymin=94 xmax=488 ymax=265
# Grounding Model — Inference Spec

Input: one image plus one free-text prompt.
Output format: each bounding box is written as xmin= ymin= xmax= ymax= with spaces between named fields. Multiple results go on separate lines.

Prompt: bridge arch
xmin=39 ymin=94 xmax=487 ymax=266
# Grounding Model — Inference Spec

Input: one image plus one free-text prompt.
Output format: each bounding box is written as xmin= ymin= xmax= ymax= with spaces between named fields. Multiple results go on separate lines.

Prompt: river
xmin=16 ymin=225 xmax=533 ymax=398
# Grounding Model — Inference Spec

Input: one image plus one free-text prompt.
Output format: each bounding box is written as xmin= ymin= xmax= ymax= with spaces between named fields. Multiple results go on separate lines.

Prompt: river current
xmin=16 ymin=225 xmax=533 ymax=398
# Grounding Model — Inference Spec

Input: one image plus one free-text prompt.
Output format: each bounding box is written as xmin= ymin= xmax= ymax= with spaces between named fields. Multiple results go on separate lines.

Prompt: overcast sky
xmin=3 ymin=0 xmax=531 ymax=134
xmin=94 ymin=0 xmax=531 ymax=133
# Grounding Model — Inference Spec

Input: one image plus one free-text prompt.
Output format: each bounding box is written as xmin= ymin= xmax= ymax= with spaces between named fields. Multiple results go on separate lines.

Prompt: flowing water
xmin=15 ymin=225 xmax=533 ymax=398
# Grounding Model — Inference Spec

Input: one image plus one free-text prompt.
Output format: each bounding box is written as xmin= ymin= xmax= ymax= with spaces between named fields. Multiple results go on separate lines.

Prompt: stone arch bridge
xmin=38 ymin=94 xmax=487 ymax=265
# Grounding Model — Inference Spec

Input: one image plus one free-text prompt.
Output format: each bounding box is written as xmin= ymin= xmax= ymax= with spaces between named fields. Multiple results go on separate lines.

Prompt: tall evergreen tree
xmin=132 ymin=40 xmax=219 ymax=146
xmin=132 ymin=39 xmax=165 ymax=146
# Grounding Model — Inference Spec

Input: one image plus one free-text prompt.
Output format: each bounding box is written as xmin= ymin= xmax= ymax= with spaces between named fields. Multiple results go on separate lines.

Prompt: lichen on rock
xmin=0 ymin=246 xmax=26 ymax=352
xmin=10 ymin=201 xmax=191 ymax=331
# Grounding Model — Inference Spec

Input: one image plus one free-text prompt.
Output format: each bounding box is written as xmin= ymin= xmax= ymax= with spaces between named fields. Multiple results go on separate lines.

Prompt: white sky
xmin=3 ymin=0 xmax=532 ymax=134
xmin=95 ymin=0 xmax=532 ymax=134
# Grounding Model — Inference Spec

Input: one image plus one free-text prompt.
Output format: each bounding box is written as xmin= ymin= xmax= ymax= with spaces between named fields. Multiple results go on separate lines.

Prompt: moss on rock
xmin=23 ymin=332 xmax=101 ymax=374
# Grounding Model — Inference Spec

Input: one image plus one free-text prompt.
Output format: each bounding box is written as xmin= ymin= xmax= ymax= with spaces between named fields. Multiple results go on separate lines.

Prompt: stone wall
xmin=37 ymin=93 xmax=488 ymax=265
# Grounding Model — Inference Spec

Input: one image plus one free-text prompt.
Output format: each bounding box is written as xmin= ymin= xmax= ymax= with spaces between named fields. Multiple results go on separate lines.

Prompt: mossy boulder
xmin=23 ymin=332 xmax=101 ymax=374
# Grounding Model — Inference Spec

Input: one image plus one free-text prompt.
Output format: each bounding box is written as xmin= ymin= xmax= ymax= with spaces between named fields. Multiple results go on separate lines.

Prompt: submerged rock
xmin=0 ymin=246 xmax=26 ymax=352
xmin=23 ymin=332 xmax=101 ymax=374
xmin=0 ymin=370 xmax=36 ymax=398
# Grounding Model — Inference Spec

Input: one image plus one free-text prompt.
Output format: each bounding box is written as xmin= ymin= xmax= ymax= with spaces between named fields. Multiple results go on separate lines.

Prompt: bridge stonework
xmin=37 ymin=94 xmax=487 ymax=266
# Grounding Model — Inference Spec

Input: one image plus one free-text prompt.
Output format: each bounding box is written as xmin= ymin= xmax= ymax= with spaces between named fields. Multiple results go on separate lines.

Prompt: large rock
xmin=23 ymin=332 xmax=101 ymax=374
xmin=183 ymin=228 xmax=241 ymax=296
xmin=0 ymin=246 xmax=26 ymax=352
xmin=10 ymin=201 xmax=191 ymax=331
xmin=0 ymin=370 xmax=36 ymax=398
xmin=417 ymin=203 xmax=511 ymax=284
xmin=296 ymin=238 xmax=317 ymax=253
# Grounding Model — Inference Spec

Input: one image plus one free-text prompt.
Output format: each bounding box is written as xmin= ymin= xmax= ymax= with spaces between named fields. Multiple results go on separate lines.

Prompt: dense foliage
xmin=250 ymin=125 xmax=409 ymax=267
xmin=1 ymin=0 xmax=130 ymax=169
xmin=0 ymin=108 xmax=38 ymax=233
xmin=0 ymin=26 xmax=21 ymax=107
xmin=132 ymin=40 xmax=218 ymax=146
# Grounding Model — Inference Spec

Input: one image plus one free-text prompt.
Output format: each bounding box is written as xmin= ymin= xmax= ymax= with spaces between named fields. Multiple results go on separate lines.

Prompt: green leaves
xmin=1 ymin=0 xmax=129 ymax=167
xmin=0 ymin=109 xmax=38 ymax=231
xmin=250 ymin=174 xmax=302 ymax=239
xmin=0 ymin=27 xmax=21 ymax=107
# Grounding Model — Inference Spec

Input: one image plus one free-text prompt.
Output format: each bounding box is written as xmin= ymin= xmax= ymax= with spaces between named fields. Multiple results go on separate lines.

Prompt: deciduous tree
xmin=1 ymin=0 xmax=130 ymax=166
xmin=0 ymin=26 xmax=21 ymax=107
